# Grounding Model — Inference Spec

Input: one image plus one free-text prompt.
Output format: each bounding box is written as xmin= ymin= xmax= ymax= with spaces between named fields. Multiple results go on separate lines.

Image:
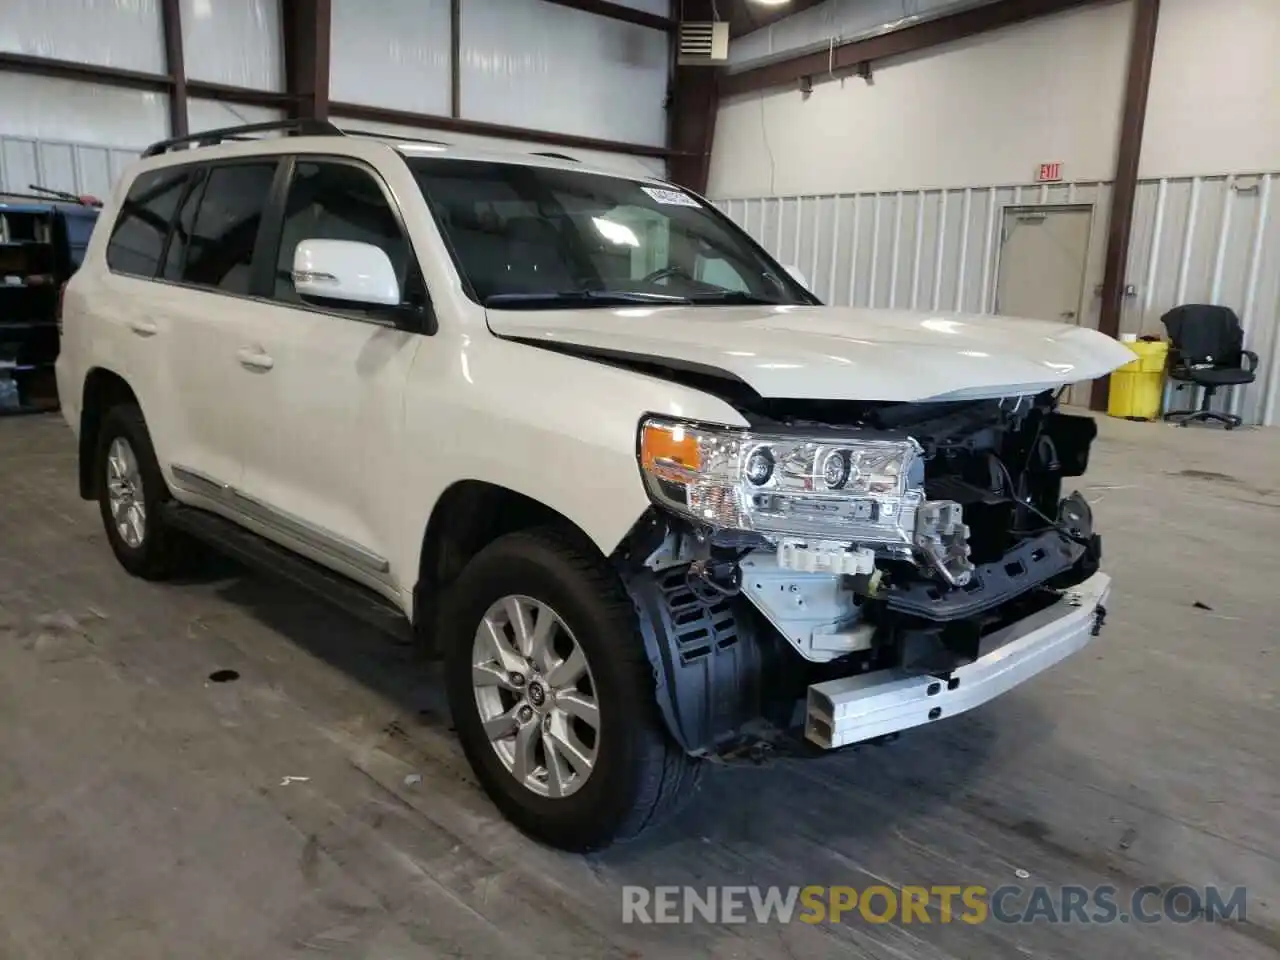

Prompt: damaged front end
xmin=617 ymin=391 xmax=1110 ymax=758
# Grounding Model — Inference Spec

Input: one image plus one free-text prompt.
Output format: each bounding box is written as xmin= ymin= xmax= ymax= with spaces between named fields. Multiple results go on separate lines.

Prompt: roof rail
xmin=340 ymin=127 xmax=450 ymax=148
xmin=530 ymin=151 xmax=580 ymax=162
xmin=141 ymin=119 xmax=344 ymax=158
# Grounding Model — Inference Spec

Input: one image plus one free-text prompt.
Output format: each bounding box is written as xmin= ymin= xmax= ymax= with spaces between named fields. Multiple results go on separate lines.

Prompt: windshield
xmin=407 ymin=158 xmax=815 ymax=308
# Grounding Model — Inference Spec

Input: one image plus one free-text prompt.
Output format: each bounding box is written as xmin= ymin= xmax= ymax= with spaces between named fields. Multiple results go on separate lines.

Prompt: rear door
xmin=158 ymin=159 xmax=282 ymax=499
xmin=88 ymin=166 xmax=193 ymax=464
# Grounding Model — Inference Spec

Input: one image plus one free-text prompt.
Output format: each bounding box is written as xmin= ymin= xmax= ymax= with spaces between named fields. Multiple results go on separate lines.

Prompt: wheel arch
xmin=77 ymin=366 xmax=141 ymax=500
xmin=412 ymin=479 xmax=640 ymax=647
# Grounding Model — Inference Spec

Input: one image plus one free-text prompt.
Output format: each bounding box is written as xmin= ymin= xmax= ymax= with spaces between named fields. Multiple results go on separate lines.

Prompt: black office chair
xmin=1160 ymin=304 xmax=1258 ymax=429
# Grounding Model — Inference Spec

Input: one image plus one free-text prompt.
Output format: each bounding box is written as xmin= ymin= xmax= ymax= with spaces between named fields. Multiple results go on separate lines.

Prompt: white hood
xmin=486 ymin=304 xmax=1135 ymax=402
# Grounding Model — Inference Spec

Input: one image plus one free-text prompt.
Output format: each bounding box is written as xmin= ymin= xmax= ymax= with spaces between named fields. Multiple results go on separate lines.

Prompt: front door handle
xmin=128 ymin=319 xmax=158 ymax=337
xmin=236 ymin=347 xmax=274 ymax=371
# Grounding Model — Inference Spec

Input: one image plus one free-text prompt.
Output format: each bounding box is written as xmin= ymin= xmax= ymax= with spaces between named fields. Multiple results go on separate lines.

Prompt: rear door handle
xmin=236 ymin=347 xmax=274 ymax=371
xmin=128 ymin=319 xmax=158 ymax=337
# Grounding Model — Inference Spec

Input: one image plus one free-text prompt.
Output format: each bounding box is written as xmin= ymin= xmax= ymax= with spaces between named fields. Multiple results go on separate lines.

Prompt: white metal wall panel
xmin=180 ymin=0 xmax=283 ymax=90
xmin=0 ymin=136 xmax=137 ymax=200
xmin=187 ymin=99 xmax=286 ymax=134
xmin=0 ymin=74 xmax=168 ymax=149
xmin=1140 ymin=0 xmax=1280 ymax=178
xmin=328 ymin=115 xmax=665 ymax=180
xmin=1122 ymin=175 xmax=1280 ymax=426
xmin=718 ymin=173 xmax=1280 ymax=425
xmin=459 ymin=0 xmax=668 ymax=148
xmin=0 ymin=0 xmax=166 ymax=73
xmin=710 ymin=2 xmax=1130 ymax=197
xmin=329 ymin=0 xmax=453 ymax=115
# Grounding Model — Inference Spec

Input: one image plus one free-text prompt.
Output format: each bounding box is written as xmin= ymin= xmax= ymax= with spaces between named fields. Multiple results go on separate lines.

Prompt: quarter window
xmin=181 ymin=162 xmax=277 ymax=295
xmin=105 ymin=168 xmax=189 ymax=277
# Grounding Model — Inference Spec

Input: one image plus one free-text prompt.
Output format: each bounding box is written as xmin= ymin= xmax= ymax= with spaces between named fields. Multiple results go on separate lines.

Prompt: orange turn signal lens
xmin=641 ymin=421 xmax=701 ymax=480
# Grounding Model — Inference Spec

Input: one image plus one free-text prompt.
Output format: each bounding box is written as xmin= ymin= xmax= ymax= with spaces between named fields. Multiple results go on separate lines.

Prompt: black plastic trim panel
xmin=886 ymin=529 xmax=1086 ymax=622
xmin=623 ymin=565 xmax=764 ymax=755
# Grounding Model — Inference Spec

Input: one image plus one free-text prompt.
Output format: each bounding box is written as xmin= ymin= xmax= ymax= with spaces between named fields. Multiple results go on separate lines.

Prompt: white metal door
xmin=230 ymin=300 xmax=419 ymax=594
xmin=227 ymin=156 xmax=426 ymax=596
xmin=995 ymin=205 xmax=1093 ymax=405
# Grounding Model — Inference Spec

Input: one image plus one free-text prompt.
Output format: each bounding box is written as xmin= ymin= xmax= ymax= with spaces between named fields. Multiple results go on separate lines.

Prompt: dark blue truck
xmin=0 ymin=189 xmax=100 ymax=413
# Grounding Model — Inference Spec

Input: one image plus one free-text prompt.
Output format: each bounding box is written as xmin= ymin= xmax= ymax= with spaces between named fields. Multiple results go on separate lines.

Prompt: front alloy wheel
xmin=443 ymin=528 xmax=702 ymax=851
xmin=472 ymin=596 xmax=600 ymax=799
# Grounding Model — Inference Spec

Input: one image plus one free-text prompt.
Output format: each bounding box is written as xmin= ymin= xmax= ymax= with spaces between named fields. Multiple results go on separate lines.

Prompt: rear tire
xmin=442 ymin=527 xmax=702 ymax=852
xmin=95 ymin=404 xmax=184 ymax=580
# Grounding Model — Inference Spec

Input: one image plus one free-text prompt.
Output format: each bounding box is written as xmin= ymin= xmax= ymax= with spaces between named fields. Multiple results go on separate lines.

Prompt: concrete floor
xmin=0 ymin=412 xmax=1276 ymax=960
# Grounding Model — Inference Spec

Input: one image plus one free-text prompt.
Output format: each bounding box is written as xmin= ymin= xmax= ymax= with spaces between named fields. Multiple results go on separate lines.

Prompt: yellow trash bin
xmin=1107 ymin=339 xmax=1170 ymax=420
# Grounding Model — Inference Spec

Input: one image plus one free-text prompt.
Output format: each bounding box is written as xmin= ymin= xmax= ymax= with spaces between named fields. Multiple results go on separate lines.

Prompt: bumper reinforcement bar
xmin=805 ymin=572 xmax=1112 ymax=749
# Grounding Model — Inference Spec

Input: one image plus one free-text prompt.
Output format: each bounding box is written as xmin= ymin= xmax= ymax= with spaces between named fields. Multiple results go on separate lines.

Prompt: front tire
xmin=442 ymin=527 xmax=702 ymax=852
xmin=95 ymin=404 xmax=183 ymax=580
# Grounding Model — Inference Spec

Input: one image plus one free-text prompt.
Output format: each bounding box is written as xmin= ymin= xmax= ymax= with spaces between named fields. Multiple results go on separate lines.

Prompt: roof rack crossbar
xmin=141 ymin=119 xmax=344 ymax=158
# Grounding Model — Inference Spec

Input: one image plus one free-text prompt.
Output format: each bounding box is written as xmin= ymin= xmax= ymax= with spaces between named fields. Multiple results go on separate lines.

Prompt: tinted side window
xmin=163 ymin=168 xmax=206 ymax=281
xmin=272 ymin=160 xmax=410 ymax=312
xmin=182 ymin=162 xmax=276 ymax=295
xmin=106 ymin=168 xmax=189 ymax=277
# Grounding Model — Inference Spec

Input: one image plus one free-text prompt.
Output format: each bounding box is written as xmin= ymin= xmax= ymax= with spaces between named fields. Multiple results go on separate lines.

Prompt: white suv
xmin=57 ymin=120 xmax=1132 ymax=851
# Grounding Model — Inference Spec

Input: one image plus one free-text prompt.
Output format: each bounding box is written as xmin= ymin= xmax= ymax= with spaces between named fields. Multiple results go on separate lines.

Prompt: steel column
xmin=666 ymin=0 xmax=719 ymax=192
xmin=159 ymin=0 xmax=188 ymax=136
xmin=1091 ymin=0 xmax=1160 ymax=410
xmin=281 ymin=0 xmax=331 ymax=120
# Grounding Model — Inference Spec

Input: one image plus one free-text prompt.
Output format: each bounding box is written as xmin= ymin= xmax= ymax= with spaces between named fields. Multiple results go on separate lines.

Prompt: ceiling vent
xmin=678 ymin=21 xmax=729 ymax=65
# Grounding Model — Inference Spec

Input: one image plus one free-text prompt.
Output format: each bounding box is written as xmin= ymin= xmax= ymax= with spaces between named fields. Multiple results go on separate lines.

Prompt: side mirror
xmin=783 ymin=264 xmax=810 ymax=290
xmin=293 ymin=238 xmax=400 ymax=307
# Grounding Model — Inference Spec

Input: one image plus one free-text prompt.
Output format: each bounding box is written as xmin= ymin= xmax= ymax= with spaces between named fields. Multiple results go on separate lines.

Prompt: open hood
xmin=486 ymin=304 xmax=1136 ymax=402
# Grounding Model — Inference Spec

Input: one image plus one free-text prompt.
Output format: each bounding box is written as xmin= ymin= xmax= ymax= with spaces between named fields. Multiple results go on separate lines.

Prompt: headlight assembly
xmin=638 ymin=416 xmax=973 ymax=585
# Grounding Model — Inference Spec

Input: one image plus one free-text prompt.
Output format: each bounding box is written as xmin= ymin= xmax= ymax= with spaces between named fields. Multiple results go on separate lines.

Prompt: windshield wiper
xmin=685 ymin=290 xmax=787 ymax=305
xmin=484 ymin=290 xmax=692 ymax=308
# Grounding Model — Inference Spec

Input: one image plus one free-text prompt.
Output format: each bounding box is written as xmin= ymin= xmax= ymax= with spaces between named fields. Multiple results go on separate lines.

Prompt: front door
xmin=995 ymin=205 xmax=1093 ymax=405
xmin=228 ymin=157 xmax=425 ymax=596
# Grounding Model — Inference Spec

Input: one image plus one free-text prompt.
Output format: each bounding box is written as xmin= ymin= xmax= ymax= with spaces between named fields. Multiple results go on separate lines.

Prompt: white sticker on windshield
xmin=642 ymin=186 xmax=701 ymax=208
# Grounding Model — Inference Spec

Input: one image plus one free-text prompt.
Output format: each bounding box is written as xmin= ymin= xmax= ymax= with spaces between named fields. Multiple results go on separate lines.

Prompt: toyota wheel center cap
xmin=527 ymin=682 xmax=546 ymax=708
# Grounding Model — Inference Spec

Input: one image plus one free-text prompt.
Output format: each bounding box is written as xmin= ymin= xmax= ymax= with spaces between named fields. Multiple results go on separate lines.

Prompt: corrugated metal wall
xmin=458 ymin=0 xmax=668 ymax=148
xmin=0 ymin=135 xmax=138 ymax=200
xmin=179 ymin=0 xmax=282 ymax=92
xmin=329 ymin=0 xmax=669 ymax=151
xmin=716 ymin=172 xmax=1280 ymax=426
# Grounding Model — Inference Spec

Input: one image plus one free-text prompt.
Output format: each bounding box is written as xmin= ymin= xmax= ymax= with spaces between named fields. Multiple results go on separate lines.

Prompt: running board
xmin=805 ymin=572 xmax=1111 ymax=749
xmin=160 ymin=502 xmax=416 ymax=645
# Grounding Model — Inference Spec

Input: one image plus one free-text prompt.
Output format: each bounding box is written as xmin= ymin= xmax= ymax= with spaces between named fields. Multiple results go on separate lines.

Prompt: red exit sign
xmin=1037 ymin=162 xmax=1064 ymax=182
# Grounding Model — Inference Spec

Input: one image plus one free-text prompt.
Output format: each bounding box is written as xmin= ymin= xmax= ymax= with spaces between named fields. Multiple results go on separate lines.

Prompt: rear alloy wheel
xmin=95 ymin=404 xmax=185 ymax=580
xmin=471 ymin=595 xmax=600 ymax=799
xmin=105 ymin=436 xmax=147 ymax=549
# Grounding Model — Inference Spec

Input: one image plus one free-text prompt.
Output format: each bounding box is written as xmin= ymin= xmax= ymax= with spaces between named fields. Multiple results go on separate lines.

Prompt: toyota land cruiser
xmin=57 ymin=120 xmax=1131 ymax=852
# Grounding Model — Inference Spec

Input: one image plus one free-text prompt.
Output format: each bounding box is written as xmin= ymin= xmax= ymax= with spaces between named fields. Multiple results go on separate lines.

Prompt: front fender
xmin=394 ymin=331 xmax=748 ymax=582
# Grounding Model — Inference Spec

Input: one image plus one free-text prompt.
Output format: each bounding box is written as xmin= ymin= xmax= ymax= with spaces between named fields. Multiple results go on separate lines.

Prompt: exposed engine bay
xmin=617 ymin=387 xmax=1105 ymax=758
